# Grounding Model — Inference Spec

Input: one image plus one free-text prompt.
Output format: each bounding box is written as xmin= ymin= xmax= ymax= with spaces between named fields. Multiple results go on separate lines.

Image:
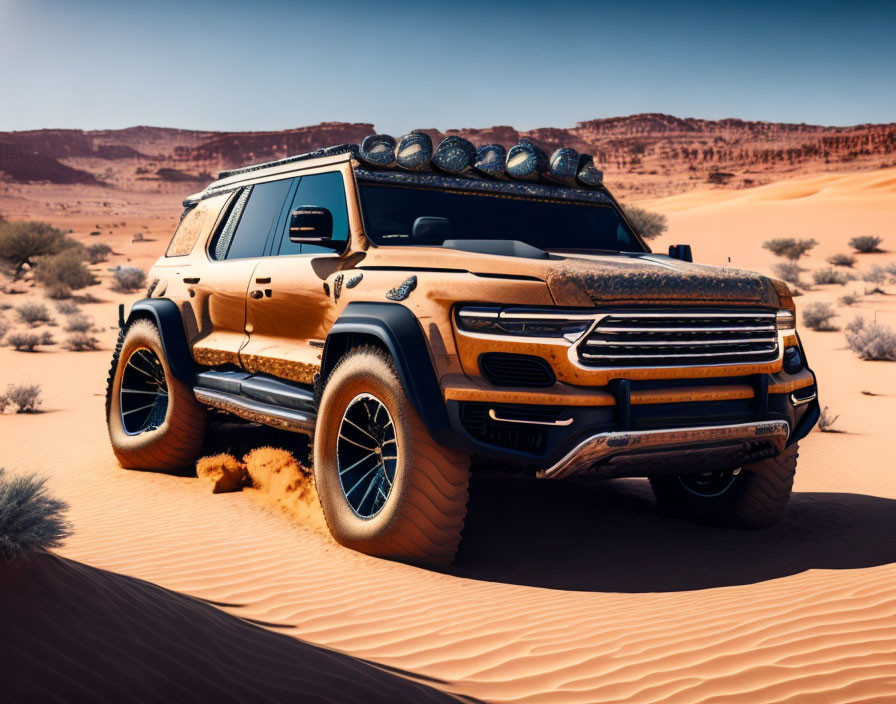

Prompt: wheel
xmin=649 ymin=443 xmax=798 ymax=528
xmin=313 ymin=346 xmax=471 ymax=566
xmin=106 ymin=319 xmax=206 ymax=471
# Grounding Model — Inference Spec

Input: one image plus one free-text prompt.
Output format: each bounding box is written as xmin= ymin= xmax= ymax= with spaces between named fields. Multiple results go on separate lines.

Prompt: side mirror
xmin=668 ymin=244 xmax=693 ymax=262
xmin=289 ymin=206 xmax=336 ymax=246
xmin=412 ymin=216 xmax=451 ymax=241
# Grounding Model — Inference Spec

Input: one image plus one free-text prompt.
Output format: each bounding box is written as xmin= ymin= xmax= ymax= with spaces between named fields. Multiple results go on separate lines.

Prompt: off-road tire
xmin=313 ymin=346 xmax=471 ymax=566
xmin=106 ymin=319 xmax=206 ymax=471
xmin=649 ymin=443 xmax=798 ymax=528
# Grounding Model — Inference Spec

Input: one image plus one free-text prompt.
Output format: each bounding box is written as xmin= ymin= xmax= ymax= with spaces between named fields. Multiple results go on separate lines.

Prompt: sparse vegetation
xmin=849 ymin=235 xmax=883 ymax=253
xmin=771 ymin=261 xmax=802 ymax=285
xmin=7 ymin=332 xmax=41 ymax=352
xmin=64 ymin=332 xmax=100 ymax=351
xmin=622 ymin=204 xmax=668 ymax=240
xmin=63 ymin=313 xmax=94 ymax=333
xmin=86 ymin=242 xmax=113 ymax=264
xmin=839 ymin=292 xmax=859 ymax=306
xmin=15 ymin=301 xmax=53 ymax=326
xmin=818 ymin=406 xmax=840 ymax=432
xmin=39 ymin=331 xmax=55 ymax=346
xmin=0 ymin=468 xmax=71 ymax=560
xmin=0 ymin=317 xmax=8 ymax=344
xmin=826 ymin=253 xmax=856 ymax=268
xmin=1 ymin=384 xmax=42 ymax=413
xmin=0 ymin=220 xmax=76 ymax=278
xmin=111 ymin=266 xmax=147 ymax=292
xmin=763 ymin=238 xmax=818 ymax=260
xmin=34 ymin=249 xmax=97 ymax=299
xmin=863 ymin=264 xmax=892 ymax=285
xmin=844 ymin=316 xmax=896 ymax=361
xmin=812 ymin=268 xmax=852 ymax=285
xmin=55 ymin=301 xmax=80 ymax=315
xmin=801 ymin=301 xmax=837 ymax=331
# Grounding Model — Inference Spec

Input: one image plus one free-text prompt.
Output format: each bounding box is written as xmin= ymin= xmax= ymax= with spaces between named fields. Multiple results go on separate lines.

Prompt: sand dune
xmin=1 ymin=168 xmax=896 ymax=702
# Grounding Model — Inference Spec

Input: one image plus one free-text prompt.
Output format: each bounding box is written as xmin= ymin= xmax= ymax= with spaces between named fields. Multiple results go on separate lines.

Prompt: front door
xmin=241 ymin=170 xmax=351 ymax=385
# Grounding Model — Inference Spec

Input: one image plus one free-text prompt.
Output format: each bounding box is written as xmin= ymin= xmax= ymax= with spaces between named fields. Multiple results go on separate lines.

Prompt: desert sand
xmin=1 ymin=168 xmax=896 ymax=702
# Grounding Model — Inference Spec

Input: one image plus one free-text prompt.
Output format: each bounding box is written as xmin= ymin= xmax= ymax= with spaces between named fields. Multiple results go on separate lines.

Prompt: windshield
xmin=358 ymin=183 xmax=644 ymax=252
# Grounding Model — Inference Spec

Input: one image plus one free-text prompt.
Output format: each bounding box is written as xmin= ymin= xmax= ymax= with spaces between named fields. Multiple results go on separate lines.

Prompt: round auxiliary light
xmin=783 ymin=346 xmax=804 ymax=374
xmin=548 ymin=147 xmax=581 ymax=186
xmin=395 ymin=132 xmax=433 ymax=170
xmin=473 ymin=143 xmax=507 ymax=178
xmin=576 ymin=154 xmax=604 ymax=187
xmin=505 ymin=140 xmax=549 ymax=180
xmin=359 ymin=134 xmax=396 ymax=168
xmin=432 ymin=136 xmax=477 ymax=174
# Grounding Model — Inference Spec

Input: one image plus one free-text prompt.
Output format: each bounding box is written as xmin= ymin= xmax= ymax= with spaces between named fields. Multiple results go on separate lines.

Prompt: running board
xmin=194 ymin=371 xmax=316 ymax=434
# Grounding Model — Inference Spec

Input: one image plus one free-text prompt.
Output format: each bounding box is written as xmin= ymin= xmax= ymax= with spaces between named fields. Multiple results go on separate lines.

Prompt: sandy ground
xmin=1 ymin=169 xmax=896 ymax=702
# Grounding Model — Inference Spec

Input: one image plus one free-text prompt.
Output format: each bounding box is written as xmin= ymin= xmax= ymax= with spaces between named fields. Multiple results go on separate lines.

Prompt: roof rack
xmin=216 ymin=143 xmax=358 ymax=180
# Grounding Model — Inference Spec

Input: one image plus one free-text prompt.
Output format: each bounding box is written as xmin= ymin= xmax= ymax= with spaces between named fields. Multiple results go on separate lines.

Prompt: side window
xmin=213 ymin=179 xmax=293 ymax=260
xmin=166 ymin=204 xmax=206 ymax=257
xmin=275 ymin=171 xmax=349 ymax=256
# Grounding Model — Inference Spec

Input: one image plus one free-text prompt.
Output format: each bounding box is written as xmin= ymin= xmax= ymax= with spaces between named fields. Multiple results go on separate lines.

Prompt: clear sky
xmin=1 ymin=0 xmax=894 ymax=133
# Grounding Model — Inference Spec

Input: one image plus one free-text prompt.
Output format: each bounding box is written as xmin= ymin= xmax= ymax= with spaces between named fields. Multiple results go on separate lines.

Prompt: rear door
xmin=190 ymin=178 xmax=293 ymax=368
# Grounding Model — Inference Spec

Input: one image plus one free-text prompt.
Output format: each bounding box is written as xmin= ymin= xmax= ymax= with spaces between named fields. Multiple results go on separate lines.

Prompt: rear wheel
xmin=313 ymin=346 xmax=470 ymax=566
xmin=649 ymin=443 xmax=798 ymax=528
xmin=106 ymin=319 xmax=206 ymax=471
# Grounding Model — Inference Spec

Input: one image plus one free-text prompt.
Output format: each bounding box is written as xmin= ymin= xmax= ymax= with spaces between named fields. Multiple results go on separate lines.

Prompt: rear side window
xmin=166 ymin=205 xmax=207 ymax=257
xmin=212 ymin=178 xmax=293 ymax=260
xmin=275 ymin=171 xmax=349 ymax=256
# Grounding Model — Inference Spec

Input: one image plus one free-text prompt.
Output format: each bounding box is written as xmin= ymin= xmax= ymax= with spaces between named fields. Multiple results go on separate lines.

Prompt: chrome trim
xmin=539 ymin=420 xmax=790 ymax=480
xmin=194 ymin=387 xmax=316 ymax=435
xmin=595 ymin=325 xmax=775 ymax=333
xmin=581 ymin=347 xmax=777 ymax=360
xmin=790 ymin=390 xmax=817 ymax=407
xmin=585 ymin=337 xmax=777 ymax=347
xmin=606 ymin=311 xmax=775 ymax=319
xmin=488 ymin=409 xmax=574 ymax=426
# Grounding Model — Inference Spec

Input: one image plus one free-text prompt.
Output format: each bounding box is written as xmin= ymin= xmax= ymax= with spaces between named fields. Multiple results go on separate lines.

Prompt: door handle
xmin=249 ymin=290 xmax=264 ymax=300
xmin=183 ymin=277 xmax=200 ymax=284
xmin=255 ymin=276 xmax=271 ymax=284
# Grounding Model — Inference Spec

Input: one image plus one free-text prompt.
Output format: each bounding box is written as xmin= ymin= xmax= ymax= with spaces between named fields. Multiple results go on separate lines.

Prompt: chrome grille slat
xmin=578 ymin=309 xmax=780 ymax=368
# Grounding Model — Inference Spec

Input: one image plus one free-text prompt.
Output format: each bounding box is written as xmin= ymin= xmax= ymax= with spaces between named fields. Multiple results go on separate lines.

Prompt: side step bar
xmin=194 ymin=371 xmax=316 ymax=434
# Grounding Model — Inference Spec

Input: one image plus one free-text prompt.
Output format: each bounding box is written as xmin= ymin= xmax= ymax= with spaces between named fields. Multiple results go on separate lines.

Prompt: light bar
xmin=359 ymin=134 xmax=396 ymax=167
xmin=457 ymin=305 xmax=591 ymax=341
xmin=432 ymin=136 xmax=477 ymax=174
xmin=395 ymin=132 xmax=433 ymax=171
xmin=474 ymin=143 xmax=507 ymax=178
xmin=506 ymin=140 xmax=549 ymax=180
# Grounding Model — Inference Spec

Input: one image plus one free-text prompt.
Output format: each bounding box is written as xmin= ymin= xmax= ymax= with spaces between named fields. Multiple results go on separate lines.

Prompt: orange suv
xmin=105 ymin=133 xmax=819 ymax=565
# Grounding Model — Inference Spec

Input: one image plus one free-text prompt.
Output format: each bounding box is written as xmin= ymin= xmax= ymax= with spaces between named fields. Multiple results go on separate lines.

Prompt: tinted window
xmin=358 ymin=184 xmax=643 ymax=253
xmin=224 ymin=178 xmax=292 ymax=260
xmin=275 ymin=171 xmax=349 ymax=255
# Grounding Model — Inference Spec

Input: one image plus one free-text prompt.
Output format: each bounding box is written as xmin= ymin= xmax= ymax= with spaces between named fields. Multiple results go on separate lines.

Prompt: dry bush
xmin=0 ymin=468 xmax=71 ymax=560
xmin=826 ymin=253 xmax=856 ymax=267
xmin=771 ymin=261 xmax=802 ymax=284
xmin=55 ymin=301 xmax=80 ymax=315
xmin=763 ymin=238 xmax=818 ymax=260
xmin=818 ymin=406 xmax=840 ymax=432
xmin=16 ymin=301 xmax=52 ymax=326
xmin=844 ymin=316 xmax=896 ymax=361
xmin=34 ymin=249 xmax=96 ymax=299
xmin=0 ymin=220 xmax=75 ymax=279
xmin=1 ymin=384 xmax=42 ymax=412
xmin=839 ymin=292 xmax=859 ymax=306
xmin=0 ymin=317 xmax=8 ymax=344
xmin=7 ymin=332 xmax=41 ymax=351
xmin=863 ymin=264 xmax=893 ymax=285
xmin=39 ymin=331 xmax=55 ymax=346
xmin=64 ymin=332 xmax=100 ymax=351
xmin=196 ymin=454 xmax=249 ymax=493
xmin=621 ymin=204 xmax=668 ymax=240
xmin=849 ymin=235 xmax=883 ymax=253
xmin=111 ymin=266 xmax=147 ymax=292
xmin=63 ymin=313 xmax=94 ymax=333
xmin=86 ymin=242 xmax=113 ymax=264
xmin=812 ymin=268 xmax=852 ymax=285
xmin=801 ymin=301 xmax=837 ymax=331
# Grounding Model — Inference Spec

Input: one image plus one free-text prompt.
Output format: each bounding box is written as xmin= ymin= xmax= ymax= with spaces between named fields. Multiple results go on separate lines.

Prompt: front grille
xmin=480 ymin=353 xmax=556 ymax=387
xmin=578 ymin=310 xmax=779 ymax=367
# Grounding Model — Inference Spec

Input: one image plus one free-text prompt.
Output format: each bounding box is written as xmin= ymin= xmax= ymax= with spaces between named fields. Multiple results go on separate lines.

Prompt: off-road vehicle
xmin=106 ymin=133 xmax=819 ymax=565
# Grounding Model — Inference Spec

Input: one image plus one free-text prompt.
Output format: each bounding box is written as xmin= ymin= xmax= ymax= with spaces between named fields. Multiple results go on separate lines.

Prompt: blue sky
xmin=1 ymin=0 xmax=894 ymax=132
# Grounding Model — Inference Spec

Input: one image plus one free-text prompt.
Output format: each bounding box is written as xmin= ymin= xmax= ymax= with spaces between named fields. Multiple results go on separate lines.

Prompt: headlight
xmin=776 ymin=309 xmax=796 ymax=331
xmin=456 ymin=306 xmax=592 ymax=341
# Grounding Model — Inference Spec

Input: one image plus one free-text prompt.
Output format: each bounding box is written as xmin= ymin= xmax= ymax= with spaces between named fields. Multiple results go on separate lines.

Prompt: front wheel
xmin=313 ymin=346 xmax=471 ymax=566
xmin=649 ymin=443 xmax=798 ymax=528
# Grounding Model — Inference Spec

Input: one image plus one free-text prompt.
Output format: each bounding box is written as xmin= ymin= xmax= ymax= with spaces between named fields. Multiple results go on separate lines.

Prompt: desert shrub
xmin=849 ymin=235 xmax=883 ymax=253
xmin=812 ymin=268 xmax=851 ymax=285
xmin=34 ymin=249 xmax=96 ymax=299
xmin=762 ymin=238 xmax=818 ymax=260
xmin=39 ymin=331 xmax=55 ymax=346
xmin=839 ymin=292 xmax=859 ymax=306
xmin=111 ymin=266 xmax=147 ymax=292
xmin=863 ymin=264 xmax=891 ymax=285
xmin=826 ymin=253 xmax=856 ymax=267
xmin=7 ymin=332 xmax=40 ymax=351
xmin=818 ymin=406 xmax=839 ymax=432
xmin=0 ymin=468 xmax=71 ymax=559
xmin=621 ymin=204 xmax=668 ymax=240
xmin=55 ymin=301 xmax=80 ymax=315
xmin=64 ymin=332 xmax=100 ymax=351
xmin=801 ymin=301 xmax=837 ymax=331
xmin=0 ymin=317 xmax=8 ymax=344
xmin=771 ymin=261 xmax=802 ymax=284
xmin=844 ymin=316 xmax=896 ymax=361
xmin=86 ymin=242 xmax=113 ymax=264
xmin=0 ymin=220 xmax=76 ymax=278
xmin=2 ymin=383 xmax=42 ymax=412
xmin=63 ymin=313 xmax=94 ymax=333
xmin=15 ymin=301 xmax=52 ymax=326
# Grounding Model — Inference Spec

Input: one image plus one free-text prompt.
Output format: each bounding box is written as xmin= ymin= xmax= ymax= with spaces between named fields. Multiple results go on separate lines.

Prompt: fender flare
xmin=322 ymin=301 xmax=468 ymax=451
xmin=124 ymin=298 xmax=195 ymax=385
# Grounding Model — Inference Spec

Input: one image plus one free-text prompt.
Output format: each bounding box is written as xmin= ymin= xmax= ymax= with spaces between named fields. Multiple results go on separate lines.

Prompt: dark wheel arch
xmin=123 ymin=298 xmax=195 ymax=385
